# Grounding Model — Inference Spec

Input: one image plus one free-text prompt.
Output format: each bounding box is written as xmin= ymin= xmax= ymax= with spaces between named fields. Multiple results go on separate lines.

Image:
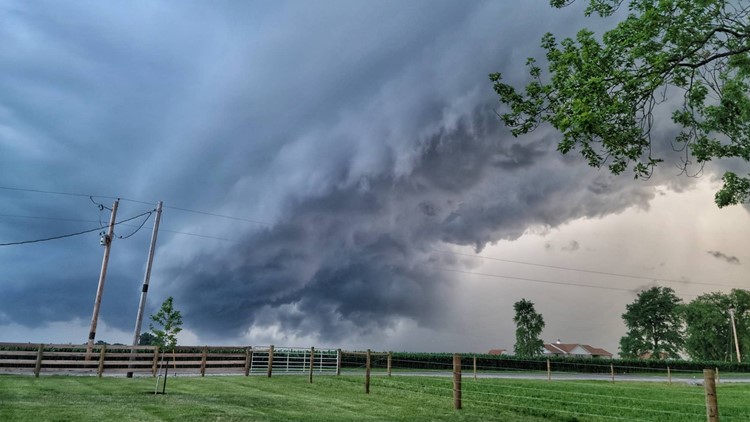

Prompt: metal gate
xmin=249 ymin=346 xmax=338 ymax=374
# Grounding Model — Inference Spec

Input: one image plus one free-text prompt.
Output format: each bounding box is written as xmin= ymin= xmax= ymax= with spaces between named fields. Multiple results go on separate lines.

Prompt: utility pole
xmin=729 ymin=306 xmax=741 ymax=363
xmin=86 ymin=199 xmax=119 ymax=359
xmin=127 ymin=201 xmax=163 ymax=378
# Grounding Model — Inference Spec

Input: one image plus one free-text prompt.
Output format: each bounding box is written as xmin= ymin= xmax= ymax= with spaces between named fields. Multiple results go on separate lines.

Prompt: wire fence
xmin=340 ymin=363 xmax=748 ymax=421
xmin=337 ymin=352 xmax=748 ymax=421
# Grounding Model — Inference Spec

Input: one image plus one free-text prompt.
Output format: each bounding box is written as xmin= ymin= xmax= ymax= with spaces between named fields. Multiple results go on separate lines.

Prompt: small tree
xmin=150 ymin=296 xmax=183 ymax=351
xmin=513 ymin=298 xmax=545 ymax=357
xmin=150 ymin=296 xmax=182 ymax=394
xmin=619 ymin=287 xmax=684 ymax=359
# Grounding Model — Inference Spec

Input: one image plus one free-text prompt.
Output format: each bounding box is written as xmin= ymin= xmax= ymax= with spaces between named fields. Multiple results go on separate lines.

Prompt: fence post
xmin=453 ymin=354 xmax=462 ymax=410
xmin=199 ymin=346 xmax=208 ymax=377
xmin=715 ymin=367 xmax=720 ymax=384
xmin=473 ymin=356 xmax=477 ymax=381
xmin=610 ymin=363 xmax=615 ymax=384
xmin=244 ymin=347 xmax=252 ymax=376
xmin=547 ymin=359 xmax=551 ymax=382
xmin=365 ymin=349 xmax=371 ymax=394
xmin=34 ymin=344 xmax=44 ymax=377
xmin=152 ymin=346 xmax=159 ymax=377
xmin=309 ymin=347 xmax=315 ymax=383
xmin=267 ymin=345 xmax=274 ymax=378
xmin=703 ymin=369 xmax=719 ymax=422
xmin=387 ymin=352 xmax=392 ymax=377
xmin=667 ymin=366 xmax=671 ymax=385
xmin=97 ymin=345 xmax=107 ymax=377
xmin=337 ymin=349 xmax=342 ymax=376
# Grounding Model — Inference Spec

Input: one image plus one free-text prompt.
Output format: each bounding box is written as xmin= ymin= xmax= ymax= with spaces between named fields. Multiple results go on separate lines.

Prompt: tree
xmin=138 ymin=332 xmax=158 ymax=346
xmin=491 ymin=0 xmax=750 ymax=207
xmin=513 ymin=298 xmax=545 ymax=357
xmin=619 ymin=286 xmax=684 ymax=359
xmin=149 ymin=296 xmax=183 ymax=351
xmin=149 ymin=297 xmax=183 ymax=395
xmin=683 ymin=289 xmax=750 ymax=361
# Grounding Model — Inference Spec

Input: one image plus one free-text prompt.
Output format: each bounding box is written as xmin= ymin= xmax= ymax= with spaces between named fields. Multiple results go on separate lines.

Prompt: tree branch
xmin=677 ymin=45 xmax=750 ymax=69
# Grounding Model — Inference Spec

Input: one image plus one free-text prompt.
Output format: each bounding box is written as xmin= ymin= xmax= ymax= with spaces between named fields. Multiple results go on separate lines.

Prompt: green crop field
xmin=0 ymin=374 xmax=747 ymax=421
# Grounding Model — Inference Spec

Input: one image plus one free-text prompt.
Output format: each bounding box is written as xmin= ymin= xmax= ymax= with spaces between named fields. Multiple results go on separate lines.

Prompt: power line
xmin=162 ymin=205 xmax=272 ymax=226
xmin=430 ymin=266 xmax=699 ymax=298
xmin=429 ymin=248 xmax=740 ymax=289
xmin=0 ymin=213 xmax=100 ymax=224
xmin=0 ymin=213 xmax=235 ymax=242
xmin=115 ymin=211 xmax=153 ymax=239
xmin=0 ymin=185 xmax=97 ymax=199
xmin=0 ymin=185 xmax=743 ymax=292
xmin=432 ymin=266 xmax=639 ymax=293
xmin=159 ymin=228 xmax=235 ymax=242
xmin=0 ymin=226 xmax=107 ymax=246
xmin=0 ymin=211 xmax=154 ymax=246
xmin=89 ymin=196 xmax=112 ymax=212
xmin=0 ymin=185 xmax=272 ymax=226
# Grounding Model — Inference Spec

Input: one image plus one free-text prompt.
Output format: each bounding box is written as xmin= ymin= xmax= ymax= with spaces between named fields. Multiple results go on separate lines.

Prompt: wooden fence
xmin=0 ymin=343 xmax=340 ymax=377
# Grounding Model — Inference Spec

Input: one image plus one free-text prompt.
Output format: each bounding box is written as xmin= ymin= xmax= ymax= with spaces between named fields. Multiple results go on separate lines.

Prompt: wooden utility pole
xmin=86 ymin=199 xmax=119 ymax=359
xmin=127 ymin=201 xmax=162 ymax=377
xmin=703 ymin=369 xmax=719 ymax=422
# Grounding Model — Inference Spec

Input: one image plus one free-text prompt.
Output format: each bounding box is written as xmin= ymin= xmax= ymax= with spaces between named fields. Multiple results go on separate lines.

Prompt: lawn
xmin=0 ymin=374 xmax=747 ymax=421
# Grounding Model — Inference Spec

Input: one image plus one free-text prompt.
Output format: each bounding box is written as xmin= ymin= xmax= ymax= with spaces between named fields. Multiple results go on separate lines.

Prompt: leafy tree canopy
xmin=513 ymin=298 xmax=546 ymax=357
xmin=149 ymin=296 xmax=183 ymax=350
xmin=683 ymin=289 xmax=750 ymax=361
xmin=138 ymin=332 xmax=158 ymax=346
xmin=619 ymin=286 xmax=684 ymax=359
xmin=491 ymin=0 xmax=750 ymax=207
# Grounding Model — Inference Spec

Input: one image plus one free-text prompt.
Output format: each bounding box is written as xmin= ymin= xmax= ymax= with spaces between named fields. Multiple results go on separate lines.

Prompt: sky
xmin=1 ymin=0 xmax=748 ymax=356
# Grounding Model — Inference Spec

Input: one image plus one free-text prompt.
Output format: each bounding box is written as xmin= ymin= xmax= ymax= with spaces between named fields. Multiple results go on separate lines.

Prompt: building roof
xmin=487 ymin=349 xmax=507 ymax=355
xmin=543 ymin=343 xmax=612 ymax=358
xmin=585 ymin=346 xmax=613 ymax=357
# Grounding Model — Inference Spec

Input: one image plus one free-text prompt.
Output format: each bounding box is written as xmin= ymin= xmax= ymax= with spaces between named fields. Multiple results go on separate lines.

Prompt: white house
xmin=542 ymin=340 xmax=612 ymax=358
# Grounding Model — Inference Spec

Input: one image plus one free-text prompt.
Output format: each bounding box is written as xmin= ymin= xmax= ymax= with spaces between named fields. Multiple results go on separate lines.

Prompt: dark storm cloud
xmin=164 ymin=107 xmax=658 ymax=341
xmin=706 ymin=250 xmax=741 ymax=265
xmin=0 ymin=0 xmax=722 ymax=345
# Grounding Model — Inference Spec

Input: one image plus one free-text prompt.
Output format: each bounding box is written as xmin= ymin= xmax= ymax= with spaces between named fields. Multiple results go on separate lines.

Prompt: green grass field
xmin=1 ymin=374 xmax=748 ymax=421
